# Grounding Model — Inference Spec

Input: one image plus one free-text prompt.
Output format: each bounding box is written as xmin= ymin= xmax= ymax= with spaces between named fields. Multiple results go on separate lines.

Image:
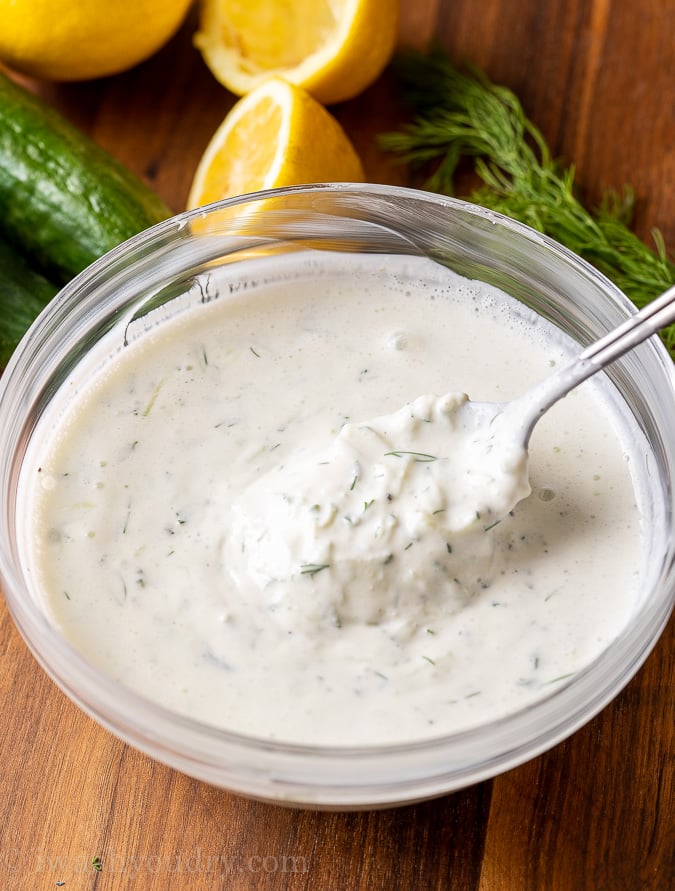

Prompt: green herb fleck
xmin=422 ymin=655 xmax=436 ymax=665
xmin=350 ymin=474 xmax=359 ymax=490
xmin=142 ymin=379 xmax=165 ymax=417
xmin=544 ymin=672 xmax=576 ymax=686
xmin=91 ymin=856 xmax=102 ymax=872
xmin=384 ymin=450 xmax=438 ymax=462
xmin=363 ymin=499 xmax=375 ymax=511
xmin=249 ymin=346 xmax=261 ymax=357
xmin=300 ymin=563 xmax=330 ymax=577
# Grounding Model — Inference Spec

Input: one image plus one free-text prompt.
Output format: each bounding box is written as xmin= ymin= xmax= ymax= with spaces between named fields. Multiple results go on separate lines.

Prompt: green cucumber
xmin=0 ymin=236 xmax=58 ymax=367
xmin=0 ymin=71 xmax=172 ymax=284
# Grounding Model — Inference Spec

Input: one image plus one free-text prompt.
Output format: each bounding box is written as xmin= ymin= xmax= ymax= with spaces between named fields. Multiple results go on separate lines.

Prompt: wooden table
xmin=1 ymin=2 xmax=673 ymax=888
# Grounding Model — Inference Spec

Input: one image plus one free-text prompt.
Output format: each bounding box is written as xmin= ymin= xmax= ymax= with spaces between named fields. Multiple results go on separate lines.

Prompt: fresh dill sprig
xmin=379 ymin=48 xmax=675 ymax=356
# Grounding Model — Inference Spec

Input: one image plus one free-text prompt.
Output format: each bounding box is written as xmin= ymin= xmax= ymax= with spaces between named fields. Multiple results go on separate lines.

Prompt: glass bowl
xmin=1 ymin=183 xmax=674 ymax=809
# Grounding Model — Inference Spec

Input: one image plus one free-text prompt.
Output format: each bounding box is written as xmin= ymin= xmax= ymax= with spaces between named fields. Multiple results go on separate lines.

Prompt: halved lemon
xmin=194 ymin=0 xmax=399 ymax=105
xmin=187 ymin=77 xmax=365 ymax=209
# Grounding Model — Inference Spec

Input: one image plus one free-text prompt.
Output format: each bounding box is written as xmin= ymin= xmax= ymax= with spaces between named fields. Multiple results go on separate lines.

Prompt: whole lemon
xmin=0 ymin=0 xmax=193 ymax=81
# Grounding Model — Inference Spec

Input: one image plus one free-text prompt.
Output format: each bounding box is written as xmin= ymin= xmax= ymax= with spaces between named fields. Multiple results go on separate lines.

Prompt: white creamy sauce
xmin=20 ymin=253 xmax=646 ymax=745
xmin=225 ymin=391 xmax=531 ymax=629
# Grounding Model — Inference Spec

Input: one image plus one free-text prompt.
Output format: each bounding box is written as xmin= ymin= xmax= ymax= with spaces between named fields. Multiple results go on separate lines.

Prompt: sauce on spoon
xmin=224 ymin=392 xmax=530 ymax=628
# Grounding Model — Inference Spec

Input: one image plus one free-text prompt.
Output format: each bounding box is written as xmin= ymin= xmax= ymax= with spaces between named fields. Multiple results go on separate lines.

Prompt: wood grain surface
xmin=1 ymin=2 xmax=674 ymax=889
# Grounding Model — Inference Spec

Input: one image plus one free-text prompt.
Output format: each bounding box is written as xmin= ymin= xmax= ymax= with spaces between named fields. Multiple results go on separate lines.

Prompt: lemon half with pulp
xmin=187 ymin=77 xmax=365 ymax=209
xmin=194 ymin=0 xmax=399 ymax=105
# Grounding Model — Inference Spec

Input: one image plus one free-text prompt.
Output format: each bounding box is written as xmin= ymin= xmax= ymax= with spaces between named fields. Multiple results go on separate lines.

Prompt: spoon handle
xmin=512 ymin=284 xmax=675 ymax=444
xmin=578 ymin=283 xmax=675 ymax=368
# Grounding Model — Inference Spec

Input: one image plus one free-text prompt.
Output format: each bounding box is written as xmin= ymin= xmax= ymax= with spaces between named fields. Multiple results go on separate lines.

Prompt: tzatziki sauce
xmin=19 ymin=252 xmax=647 ymax=745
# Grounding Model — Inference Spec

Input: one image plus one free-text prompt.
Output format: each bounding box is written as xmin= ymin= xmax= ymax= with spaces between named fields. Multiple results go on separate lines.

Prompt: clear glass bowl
xmin=1 ymin=183 xmax=674 ymax=809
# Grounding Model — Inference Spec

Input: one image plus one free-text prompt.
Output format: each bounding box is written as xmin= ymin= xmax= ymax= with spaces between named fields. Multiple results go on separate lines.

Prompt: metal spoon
xmin=450 ymin=283 xmax=675 ymax=530
xmin=488 ymin=282 xmax=675 ymax=447
xmin=226 ymin=283 xmax=675 ymax=588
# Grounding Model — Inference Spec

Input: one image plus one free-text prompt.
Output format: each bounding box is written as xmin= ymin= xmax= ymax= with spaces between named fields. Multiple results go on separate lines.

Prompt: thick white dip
xmin=19 ymin=253 xmax=645 ymax=745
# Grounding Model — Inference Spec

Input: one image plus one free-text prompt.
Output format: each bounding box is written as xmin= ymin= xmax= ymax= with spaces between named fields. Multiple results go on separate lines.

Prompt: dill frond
xmin=379 ymin=48 xmax=675 ymax=355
